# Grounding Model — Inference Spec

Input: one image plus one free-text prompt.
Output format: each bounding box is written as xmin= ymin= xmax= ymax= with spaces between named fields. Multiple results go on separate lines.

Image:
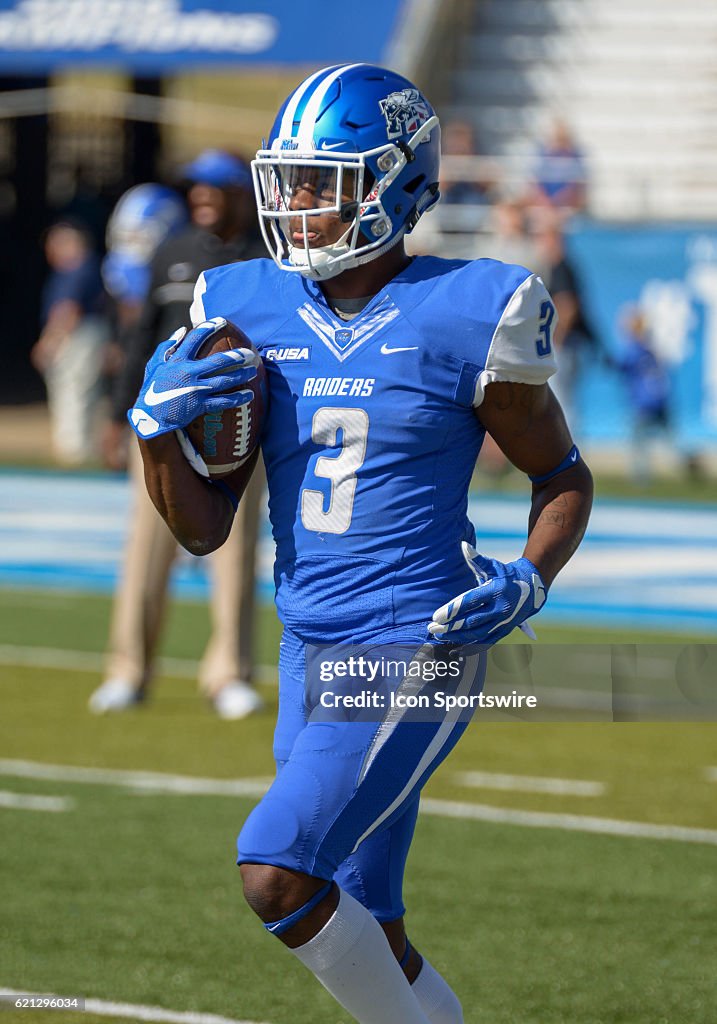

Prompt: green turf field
xmin=1 ymin=591 xmax=716 ymax=1024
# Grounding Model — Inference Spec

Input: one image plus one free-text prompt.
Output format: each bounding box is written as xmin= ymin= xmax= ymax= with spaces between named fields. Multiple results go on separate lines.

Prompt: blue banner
xmin=567 ymin=223 xmax=717 ymax=448
xmin=0 ymin=0 xmax=406 ymax=71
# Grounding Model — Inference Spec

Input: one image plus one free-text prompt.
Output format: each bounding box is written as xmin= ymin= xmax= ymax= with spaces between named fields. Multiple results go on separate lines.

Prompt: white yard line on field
xmin=0 ymin=644 xmax=106 ymax=672
xmin=1 ymin=759 xmax=716 ymax=846
xmin=0 ymin=643 xmax=278 ymax=684
xmin=0 ymin=989 xmax=270 ymax=1024
xmin=0 ymin=790 xmax=72 ymax=812
xmin=0 ymin=760 xmax=271 ymax=798
xmin=421 ymin=798 xmax=717 ymax=845
xmin=452 ymin=771 xmax=606 ymax=797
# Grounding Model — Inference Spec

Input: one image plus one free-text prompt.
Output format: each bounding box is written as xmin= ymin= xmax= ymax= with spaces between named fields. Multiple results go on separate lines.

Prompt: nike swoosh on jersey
xmin=144 ymin=381 xmax=213 ymax=406
xmin=380 ymin=343 xmax=419 ymax=355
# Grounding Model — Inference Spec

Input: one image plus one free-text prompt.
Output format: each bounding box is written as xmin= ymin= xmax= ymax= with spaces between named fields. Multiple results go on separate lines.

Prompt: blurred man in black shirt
xmin=106 ymin=151 xmax=265 ymax=455
xmin=535 ymin=221 xmax=597 ymax=433
xmin=91 ymin=151 xmax=267 ymax=719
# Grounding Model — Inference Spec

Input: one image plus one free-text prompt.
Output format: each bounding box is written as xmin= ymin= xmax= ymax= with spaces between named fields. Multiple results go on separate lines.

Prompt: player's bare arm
xmin=129 ymin=320 xmax=261 ymax=554
xmin=476 ymin=380 xmax=593 ymax=587
xmin=430 ymin=379 xmax=592 ymax=645
xmin=137 ymin=433 xmax=242 ymax=555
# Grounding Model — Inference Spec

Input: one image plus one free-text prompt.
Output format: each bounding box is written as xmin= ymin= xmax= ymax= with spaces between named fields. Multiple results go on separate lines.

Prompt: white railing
xmin=439 ymin=155 xmax=717 ymax=222
xmin=2 ymin=87 xmax=716 ymax=221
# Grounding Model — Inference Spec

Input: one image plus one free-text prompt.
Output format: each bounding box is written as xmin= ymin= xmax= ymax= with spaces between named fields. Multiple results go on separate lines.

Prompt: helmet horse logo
xmin=379 ymin=88 xmax=431 ymax=139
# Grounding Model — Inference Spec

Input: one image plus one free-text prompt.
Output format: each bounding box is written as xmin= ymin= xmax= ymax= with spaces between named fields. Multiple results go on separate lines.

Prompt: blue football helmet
xmin=252 ymin=63 xmax=441 ymax=281
xmin=103 ymin=184 xmax=187 ymax=302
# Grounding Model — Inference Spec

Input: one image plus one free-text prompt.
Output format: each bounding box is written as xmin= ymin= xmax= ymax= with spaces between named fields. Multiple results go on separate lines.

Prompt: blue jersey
xmin=192 ymin=256 xmax=556 ymax=643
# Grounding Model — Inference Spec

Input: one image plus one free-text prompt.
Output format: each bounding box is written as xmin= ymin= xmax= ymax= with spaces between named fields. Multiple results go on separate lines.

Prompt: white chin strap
xmin=286 ymin=220 xmax=354 ymax=281
xmin=287 ymin=240 xmax=351 ymax=279
xmin=287 ymin=218 xmax=412 ymax=281
xmin=288 ymin=228 xmax=407 ymax=282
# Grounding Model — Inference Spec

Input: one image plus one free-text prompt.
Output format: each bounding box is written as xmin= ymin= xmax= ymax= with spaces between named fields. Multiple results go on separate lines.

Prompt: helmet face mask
xmin=108 ymin=219 xmax=169 ymax=265
xmin=252 ymin=64 xmax=441 ymax=281
xmin=254 ymin=156 xmax=366 ymax=276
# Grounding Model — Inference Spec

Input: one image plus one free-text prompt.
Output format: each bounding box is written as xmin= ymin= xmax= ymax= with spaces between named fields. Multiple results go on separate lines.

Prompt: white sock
xmin=290 ymin=889 xmax=432 ymax=1024
xmin=412 ymin=956 xmax=464 ymax=1023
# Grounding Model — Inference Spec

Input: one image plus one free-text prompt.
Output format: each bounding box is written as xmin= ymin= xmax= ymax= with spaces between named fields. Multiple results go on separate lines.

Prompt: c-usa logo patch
xmin=265 ymin=346 xmax=311 ymax=362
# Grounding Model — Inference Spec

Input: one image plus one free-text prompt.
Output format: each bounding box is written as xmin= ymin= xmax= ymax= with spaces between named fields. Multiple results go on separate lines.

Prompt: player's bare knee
xmin=239 ymin=862 xmax=312 ymax=923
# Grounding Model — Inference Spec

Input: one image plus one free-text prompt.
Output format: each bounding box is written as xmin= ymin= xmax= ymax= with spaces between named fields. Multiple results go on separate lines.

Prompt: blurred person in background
xmin=408 ymin=122 xmax=496 ymax=257
xmin=478 ymin=199 xmax=538 ymax=268
xmin=534 ymin=219 xmax=598 ymax=433
xmin=473 ymin=202 xmax=540 ymax=477
xmin=527 ymin=118 xmax=587 ymax=218
xmin=31 ymin=220 xmax=109 ymax=465
xmin=59 ymin=163 xmax=112 ymax=251
xmin=90 ymin=150 xmax=266 ymax=720
xmin=615 ymin=305 xmax=672 ymax=485
xmin=437 ymin=120 xmax=495 ymax=251
xmin=439 ymin=120 xmax=495 ymax=208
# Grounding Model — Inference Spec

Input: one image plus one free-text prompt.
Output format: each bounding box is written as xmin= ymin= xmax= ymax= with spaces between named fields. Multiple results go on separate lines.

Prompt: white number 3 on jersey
xmin=301 ymin=407 xmax=369 ymax=534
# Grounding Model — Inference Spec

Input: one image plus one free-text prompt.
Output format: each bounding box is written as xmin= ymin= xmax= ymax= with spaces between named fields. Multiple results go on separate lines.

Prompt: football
xmin=176 ymin=318 xmax=267 ymax=479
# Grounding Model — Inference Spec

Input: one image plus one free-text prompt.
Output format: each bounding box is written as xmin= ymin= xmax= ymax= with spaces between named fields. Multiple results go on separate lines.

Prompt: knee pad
xmin=236 ymin=762 xmax=322 ymax=870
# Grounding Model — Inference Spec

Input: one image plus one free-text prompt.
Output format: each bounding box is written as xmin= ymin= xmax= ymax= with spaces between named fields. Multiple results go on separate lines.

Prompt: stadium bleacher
xmin=442 ymin=0 xmax=717 ymax=220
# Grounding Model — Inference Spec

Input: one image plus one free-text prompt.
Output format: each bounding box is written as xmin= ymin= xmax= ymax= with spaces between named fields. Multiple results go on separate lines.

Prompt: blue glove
xmin=128 ymin=319 xmax=259 ymax=439
xmin=428 ymin=542 xmax=547 ymax=645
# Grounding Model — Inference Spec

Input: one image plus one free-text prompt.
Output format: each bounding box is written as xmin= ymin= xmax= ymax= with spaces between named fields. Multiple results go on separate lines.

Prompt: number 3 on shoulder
xmin=535 ymin=300 xmax=555 ymax=358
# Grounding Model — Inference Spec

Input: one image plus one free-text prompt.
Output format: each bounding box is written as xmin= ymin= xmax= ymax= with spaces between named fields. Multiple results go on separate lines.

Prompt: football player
xmin=128 ymin=65 xmax=593 ymax=1024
